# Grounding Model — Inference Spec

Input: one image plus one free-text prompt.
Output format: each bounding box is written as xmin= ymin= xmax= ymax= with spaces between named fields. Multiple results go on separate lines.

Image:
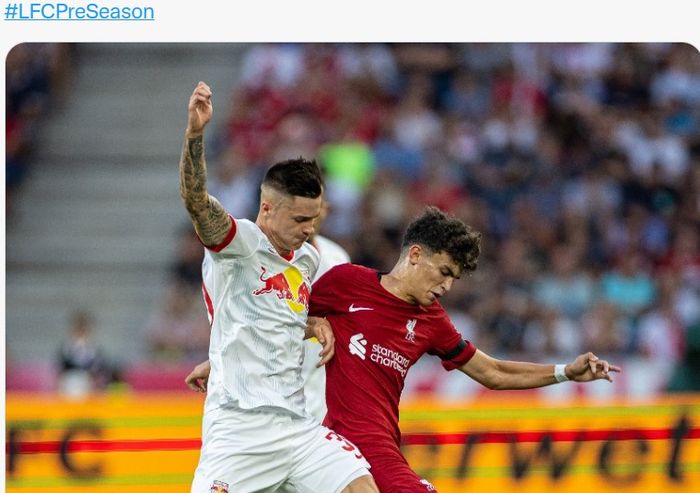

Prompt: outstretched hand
xmin=185 ymin=359 xmax=211 ymax=393
xmin=566 ymin=352 xmax=621 ymax=383
xmin=187 ymin=81 xmax=213 ymax=136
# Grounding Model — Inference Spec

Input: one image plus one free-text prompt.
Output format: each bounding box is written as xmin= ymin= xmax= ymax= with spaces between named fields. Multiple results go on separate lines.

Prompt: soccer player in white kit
xmin=181 ymin=81 xmax=377 ymax=493
xmin=187 ymin=214 xmax=351 ymax=424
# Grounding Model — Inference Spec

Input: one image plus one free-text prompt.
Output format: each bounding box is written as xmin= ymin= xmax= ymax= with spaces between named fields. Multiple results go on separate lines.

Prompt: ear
xmin=407 ymin=244 xmax=424 ymax=266
xmin=260 ymin=200 xmax=273 ymax=216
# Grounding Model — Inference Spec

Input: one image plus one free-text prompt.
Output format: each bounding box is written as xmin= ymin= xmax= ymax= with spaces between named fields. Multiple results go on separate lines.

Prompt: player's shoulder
xmin=234 ymin=217 xmax=255 ymax=228
xmin=298 ymin=240 xmax=320 ymax=260
xmin=293 ymin=242 xmax=320 ymax=275
xmin=422 ymin=300 xmax=451 ymax=323
xmin=314 ymin=235 xmax=351 ymax=264
xmin=425 ymin=302 xmax=460 ymax=337
xmin=325 ymin=262 xmax=374 ymax=280
xmin=204 ymin=217 xmax=261 ymax=257
xmin=232 ymin=217 xmax=265 ymax=239
xmin=316 ymin=262 xmax=377 ymax=288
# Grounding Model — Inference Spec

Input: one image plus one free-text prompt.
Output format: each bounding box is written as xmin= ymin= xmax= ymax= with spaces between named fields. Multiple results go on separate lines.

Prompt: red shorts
xmin=362 ymin=448 xmax=437 ymax=493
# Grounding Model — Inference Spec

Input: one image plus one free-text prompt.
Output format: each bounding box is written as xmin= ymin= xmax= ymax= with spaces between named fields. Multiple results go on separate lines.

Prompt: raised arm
xmin=179 ymin=81 xmax=231 ymax=247
xmin=459 ymin=350 xmax=620 ymax=390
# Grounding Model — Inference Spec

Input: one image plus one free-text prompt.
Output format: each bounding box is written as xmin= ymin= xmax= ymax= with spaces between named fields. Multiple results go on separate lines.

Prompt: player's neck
xmin=256 ymin=219 xmax=292 ymax=258
xmin=380 ymin=268 xmax=416 ymax=304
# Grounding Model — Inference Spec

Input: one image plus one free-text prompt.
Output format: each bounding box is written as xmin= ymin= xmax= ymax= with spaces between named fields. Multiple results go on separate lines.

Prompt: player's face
xmin=266 ymin=195 xmax=322 ymax=254
xmin=410 ymin=249 xmax=461 ymax=306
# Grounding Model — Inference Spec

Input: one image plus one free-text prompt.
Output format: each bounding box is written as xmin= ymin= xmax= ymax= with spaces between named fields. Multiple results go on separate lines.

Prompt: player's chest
xmin=339 ymin=300 xmax=431 ymax=367
xmin=239 ymin=252 xmax=315 ymax=316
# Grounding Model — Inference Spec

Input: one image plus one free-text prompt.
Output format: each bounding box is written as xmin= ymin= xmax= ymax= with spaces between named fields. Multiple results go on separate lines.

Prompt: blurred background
xmin=5 ymin=43 xmax=700 ymax=492
xmin=7 ymin=42 xmax=700 ymax=397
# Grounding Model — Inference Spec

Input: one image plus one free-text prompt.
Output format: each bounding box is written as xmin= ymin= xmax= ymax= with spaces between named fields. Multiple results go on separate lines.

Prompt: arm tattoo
xmin=179 ymin=135 xmax=230 ymax=246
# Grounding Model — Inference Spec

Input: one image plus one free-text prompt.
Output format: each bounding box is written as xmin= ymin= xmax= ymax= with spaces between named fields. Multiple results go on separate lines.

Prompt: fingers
xmin=185 ymin=374 xmax=205 ymax=393
xmin=588 ymin=355 xmax=597 ymax=375
xmin=316 ymin=338 xmax=335 ymax=367
xmin=315 ymin=323 xmax=335 ymax=368
xmin=186 ymin=82 xmax=213 ymax=135
xmin=317 ymin=342 xmax=335 ymax=367
xmin=192 ymin=81 xmax=212 ymax=99
xmin=593 ymin=358 xmax=618 ymax=382
xmin=189 ymin=81 xmax=213 ymax=111
xmin=599 ymin=365 xmax=613 ymax=382
xmin=575 ymin=352 xmax=621 ymax=383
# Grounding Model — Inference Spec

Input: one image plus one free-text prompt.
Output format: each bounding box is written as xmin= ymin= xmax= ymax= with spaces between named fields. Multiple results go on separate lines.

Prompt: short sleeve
xmin=438 ymin=339 xmax=477 ymax=371
xmin=202 ymin=217 xmax=260 ymax=259
xmin=426 ymin=308 xmax=477 ymax=371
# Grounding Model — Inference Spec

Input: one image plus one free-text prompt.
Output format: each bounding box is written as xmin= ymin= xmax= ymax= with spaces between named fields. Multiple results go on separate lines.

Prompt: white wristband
xmin=554 ymin=364 xmax=569 ymax=383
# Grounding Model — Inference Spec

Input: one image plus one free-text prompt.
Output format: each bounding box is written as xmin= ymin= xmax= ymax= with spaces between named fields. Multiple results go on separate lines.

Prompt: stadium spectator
xmin=172 ymin=43 xmax=699 ymax=394
xmin=5 ymin=43 xmax=72 ymax=215
xmin=57 ymin=310 xmax=116 ymax=397
xmin=143 ymin=280 xmax=211 ymax=363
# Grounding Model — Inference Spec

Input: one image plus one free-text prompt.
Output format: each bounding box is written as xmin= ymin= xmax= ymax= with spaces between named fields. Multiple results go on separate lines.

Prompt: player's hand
xmin=566 ymin=352 xmax=621 ymax=383
xmin=185 ymin=359 xmax=211 ymax=393
xmin=186 ymin=81 xmax=213 ymax=136
xmin=308 ymin=317 xmax=335 ymax=367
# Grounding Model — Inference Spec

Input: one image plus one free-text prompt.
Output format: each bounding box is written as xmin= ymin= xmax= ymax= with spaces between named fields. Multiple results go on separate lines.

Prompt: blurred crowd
xmin=6 ymin=43 xmax=73 ymax=215
xmin=155 ymin=43 xmax=699 ymax=393
xmin=8 ymin=43 xmax=699 ymax=395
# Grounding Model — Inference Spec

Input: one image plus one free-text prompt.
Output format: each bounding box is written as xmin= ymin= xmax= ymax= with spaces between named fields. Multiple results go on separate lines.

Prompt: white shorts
xmin=191 ymin=407 xmax=371 ymax=493
xmin=301 ymin=338 xmax=327 ymax=423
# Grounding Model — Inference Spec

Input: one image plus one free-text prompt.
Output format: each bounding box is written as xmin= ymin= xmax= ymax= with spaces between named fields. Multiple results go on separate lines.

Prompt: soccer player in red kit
xmin=187 ymin=206 xmax=620 ymax=493
xmin=306 ymin=207 xmax=619 ymax=493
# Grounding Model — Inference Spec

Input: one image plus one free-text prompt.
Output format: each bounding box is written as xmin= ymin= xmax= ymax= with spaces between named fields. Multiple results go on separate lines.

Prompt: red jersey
xmin=309 ymin=263 xmax=476 ymax=457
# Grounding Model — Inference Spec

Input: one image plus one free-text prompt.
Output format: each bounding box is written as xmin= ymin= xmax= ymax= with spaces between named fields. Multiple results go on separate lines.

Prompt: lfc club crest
xmin=405 ymin=319 xmax=417 ymax=342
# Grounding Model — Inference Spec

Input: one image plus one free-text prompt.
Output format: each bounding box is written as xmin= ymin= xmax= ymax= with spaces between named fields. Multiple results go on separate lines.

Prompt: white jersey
xmin=201 ymin=218 xmax=320 ymax=417
xmin=302 ymin=234 xmax=351 ymax=422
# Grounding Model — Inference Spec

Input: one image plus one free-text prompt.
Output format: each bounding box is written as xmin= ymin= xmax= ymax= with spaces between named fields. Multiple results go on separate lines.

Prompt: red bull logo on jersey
xmin=252 ymin=266 xmax=310 ymax=313
xmin=210 ymin=480 xmax=229 ymax=493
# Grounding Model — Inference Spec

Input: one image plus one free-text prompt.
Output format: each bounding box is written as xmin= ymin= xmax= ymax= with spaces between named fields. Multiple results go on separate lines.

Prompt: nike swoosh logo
xmin=349 ymin=304 xmax=373 ymax=312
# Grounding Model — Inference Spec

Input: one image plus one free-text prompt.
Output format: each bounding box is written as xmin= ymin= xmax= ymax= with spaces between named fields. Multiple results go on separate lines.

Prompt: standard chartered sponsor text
xmin=371 ymin=344 xmax=409 ymax=376
xmin=4 ymin=2 xmax=155 ymax=20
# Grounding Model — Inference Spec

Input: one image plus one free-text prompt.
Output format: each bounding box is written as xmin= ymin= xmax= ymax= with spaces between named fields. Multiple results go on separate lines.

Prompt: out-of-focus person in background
xmin=6 ymin=43 xmax=72 ymax=217
xmin=143 ymin=279 xmax=211 ymax=363
xmin=57 ymin=310 xmax=116 ymax=398
xmin=8 ymin=42 xmax=700 ymax=399
xmin=191 ymin=42 xmax=699 ymax=398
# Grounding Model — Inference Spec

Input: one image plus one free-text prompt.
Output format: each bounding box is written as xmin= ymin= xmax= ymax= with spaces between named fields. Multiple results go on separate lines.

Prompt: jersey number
xmin=325 ymin=431 xmax=364 ymax=459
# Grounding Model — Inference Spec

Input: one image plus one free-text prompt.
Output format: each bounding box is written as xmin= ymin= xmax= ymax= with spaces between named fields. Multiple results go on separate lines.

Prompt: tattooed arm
xmin=179 ymin=81 xmax=231 ymax=247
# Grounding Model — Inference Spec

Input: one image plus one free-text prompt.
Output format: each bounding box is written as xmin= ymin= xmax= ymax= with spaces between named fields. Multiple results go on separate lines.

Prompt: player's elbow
xmin=478 ymin=363 xmax=512 ymax=390
xmin=481 ymin=374 xmax=507 ymax=390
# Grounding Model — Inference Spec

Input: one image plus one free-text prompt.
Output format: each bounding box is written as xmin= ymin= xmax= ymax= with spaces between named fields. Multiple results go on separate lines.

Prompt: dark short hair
xmin=262 ymin=157 xmax=323 ymax=199
xmin=402 ymin=206 xmax=482 ymax=272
